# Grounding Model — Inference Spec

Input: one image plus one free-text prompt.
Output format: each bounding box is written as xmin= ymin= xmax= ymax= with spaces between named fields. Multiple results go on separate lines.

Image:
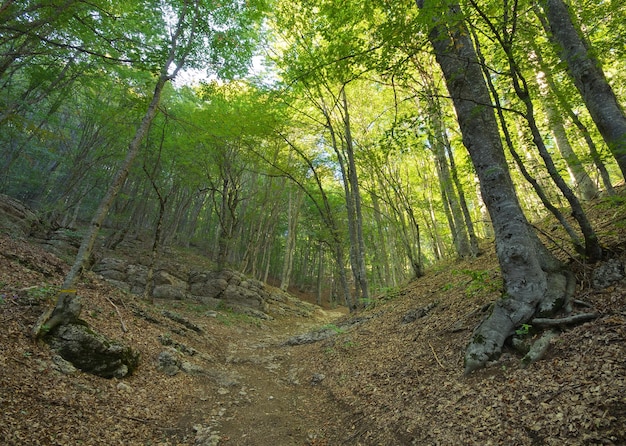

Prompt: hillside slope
xmin=1 ymin=192 xmax=625 ymax=445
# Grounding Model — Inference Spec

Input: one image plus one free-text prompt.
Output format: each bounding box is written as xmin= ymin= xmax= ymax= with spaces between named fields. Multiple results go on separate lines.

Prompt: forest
xmin=2 ymin=0 xmax=626 ymax=444
xmin=3 ymin=0 xmax=626 ymax=376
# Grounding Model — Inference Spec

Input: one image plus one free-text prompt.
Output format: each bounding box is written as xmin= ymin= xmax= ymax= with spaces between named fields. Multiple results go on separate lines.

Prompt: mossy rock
xmin=47 ymin=323 xmax=139 ymax=378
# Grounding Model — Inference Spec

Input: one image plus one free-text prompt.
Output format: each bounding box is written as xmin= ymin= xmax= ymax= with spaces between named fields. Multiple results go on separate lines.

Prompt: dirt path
xmin=179 ymin=308 xmax=347 ymax=446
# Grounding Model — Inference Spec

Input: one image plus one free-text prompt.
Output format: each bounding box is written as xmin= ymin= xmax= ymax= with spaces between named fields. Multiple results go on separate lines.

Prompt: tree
xmin=416 ymin=0 xmax=574 ymax=374
xmin=33 ymin=0 xmax=267 ymax=338
xmin=538 ymin=0 xmax=626 ymax=179
xmin=468 ymin=0 xmax=601 ymax=261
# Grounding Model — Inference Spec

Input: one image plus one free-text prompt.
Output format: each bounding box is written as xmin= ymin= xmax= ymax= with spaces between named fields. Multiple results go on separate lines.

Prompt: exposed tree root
xmin=521 ymin=330 xmax=558 ymax=367
xmin=532 ymin=312 xmax=600 ymax=327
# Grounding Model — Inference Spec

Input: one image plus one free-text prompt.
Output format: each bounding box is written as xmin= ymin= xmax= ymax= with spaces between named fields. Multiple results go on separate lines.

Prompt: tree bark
xmin=540 ymin=0 xmax=626 ymax=178
xmin=341 ymin=88 xmax=370 ymax=302
xmin=280 ymin=186 xmax=302 ymax=291
xmin=417 ymin=0 xmax=574 ymax=374
xmin=530 ymin=40 xmax=615 ymax=195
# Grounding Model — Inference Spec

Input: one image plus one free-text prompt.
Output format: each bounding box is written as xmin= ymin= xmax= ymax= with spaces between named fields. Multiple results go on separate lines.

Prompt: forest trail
xmin=0 ymin=229 xmax=351 ymax=446
xmin=185 ymin=307 xmax=346 ymax=445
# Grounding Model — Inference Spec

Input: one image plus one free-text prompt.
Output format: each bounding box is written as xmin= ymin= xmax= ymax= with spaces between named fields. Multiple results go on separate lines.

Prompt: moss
xmin=473 ymin=333 xmax=486 ymax=344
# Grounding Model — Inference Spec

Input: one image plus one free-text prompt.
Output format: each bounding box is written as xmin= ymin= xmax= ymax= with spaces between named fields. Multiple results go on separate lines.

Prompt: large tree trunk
xmin=417 ymin=0 xmax=574 ymax=374
xmin=540 ymin=0 xmax=626 ymax=178
xmin=32 ymin=73 xmax=170 ymax=338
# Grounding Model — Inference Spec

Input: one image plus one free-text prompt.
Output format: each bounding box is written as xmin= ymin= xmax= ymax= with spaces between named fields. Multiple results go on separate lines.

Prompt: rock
xmin=126 ymin=264 xmax=148 ymax=288
xmin=592 ymin=258 xmax=624 ymax=289
xmin=401 ymin=301 xmax=438 ymax=324
xmin=310 ymin=373 xmax=325 ymax=385
xmin=48 ymin=323 xmax=139 ymax=378
xmin=156 ymin=349 xmax=180 ymax=376
xmin=283 ymin=328 xmax=337 ymax=346
xmin=189 ymin=277 xmax=229 ymax=299
xmin=222 ymin=284 xmax=264 ymax=310
xmin=117 ymin=382 xmax=132 ymax=393
xmin=154 ymin=270 xmax=186 ymax=287
xmin=93 ymin=257 xmax=127 ymax=273
xmin=51 ymin=354 xmax=77 ymax=375
xmin=162 ymin=310 xmax=203 ymax=333
xmin=0 ymin=193 xmax=42 ymax=236
xmin=223 ymin=304 xmax=273 ymax=320
xmin=181 ymin=361 xmax=206 ymax=375
xmin=193 ymin=425 xmax=221 ymax=446
xmin=152 ymin=284 xmax=187 ymax=300
xmin=42 ymin=229 xmax=81 ymax=258
xmin=98 ymin=270 xmax=127 ymax=282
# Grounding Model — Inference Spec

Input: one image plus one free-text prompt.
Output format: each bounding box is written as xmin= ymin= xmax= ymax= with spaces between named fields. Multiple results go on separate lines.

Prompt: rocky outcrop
xmin=0 ymin=193 xmax=42 ymax=237
xmin=93 ymin=257 xmax=281 ymax=317
xmin=47 ymin=323 xmax=140 ymax=378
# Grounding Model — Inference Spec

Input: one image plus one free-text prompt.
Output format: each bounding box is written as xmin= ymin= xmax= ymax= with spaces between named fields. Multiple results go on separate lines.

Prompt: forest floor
xmin=1 ymin=192 xmax=626 ymax=445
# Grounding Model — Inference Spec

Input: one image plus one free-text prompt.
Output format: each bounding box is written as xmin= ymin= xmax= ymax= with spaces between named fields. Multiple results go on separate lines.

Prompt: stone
xmin=181 ymin=361 xmax=205 ymax=375
xmin=193 ymin=425 xmax=221 ymax=446
xmin=0 ymin=193 xmax=42 ymax=236
xmin=310 ymin=373 xmax=326 ymax=385
xmin=117 ymin=382 xmax=132 ymax=393
xmin=222 ymin=284 xmax=264 ymax=310
xmin=48 ymin=323 xmax=139 ymax=378
xmin=592 ymin=258 xmax=625 ymax=289
xmin=189 ymin=278 xmax=228 ymax=299
xmin=51 ymin=354 xmax=77 ymax=375
xmin=93 ymin=257 xmax=127 ymax=273
xmin=152 ymin=284 xmax=187 ymax=300
xmin=98 ymin=270 xmax=127 ymax=282
xmin=154 ymin=270 xmax=187 ymax=287
xmin=156 ymin=349 xmax=180 ymax=376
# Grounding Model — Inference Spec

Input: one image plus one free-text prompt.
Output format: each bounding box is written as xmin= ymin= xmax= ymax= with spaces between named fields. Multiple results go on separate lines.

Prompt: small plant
xmin=24 ymin=284 xmax=58 ymax=302
xmin=215 ymin=307 xmax=262 ymax=327
xmin=515 ymin=323 xmax=532 ymax=336
xmin=441 ymin=282 xmax=455 ymax=292
xmin=357 ymin=297 xmax=376 ymax=309
xmin=322 ymin=323 xmax=345 ymax=334
xmin=323 ymin=347 xmax=336 ymax=355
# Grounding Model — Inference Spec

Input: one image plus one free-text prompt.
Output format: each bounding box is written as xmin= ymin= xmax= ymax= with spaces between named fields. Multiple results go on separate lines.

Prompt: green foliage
xmin=215 ymin=307 xmax=262 ymax=327
xmin=515 ymin=323 xmax=533 ymax=336
xmin=598 ymin=194 xmax=626 ymax=209
xmin=24 ymin=284 xmax=58 ymax=303
xmin=322 ymin=323 xmax=346 ymax=334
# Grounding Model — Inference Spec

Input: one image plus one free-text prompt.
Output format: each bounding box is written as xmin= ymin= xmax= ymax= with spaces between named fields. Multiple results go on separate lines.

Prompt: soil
xmin=1 ymin=193 xmax=626 ymax=445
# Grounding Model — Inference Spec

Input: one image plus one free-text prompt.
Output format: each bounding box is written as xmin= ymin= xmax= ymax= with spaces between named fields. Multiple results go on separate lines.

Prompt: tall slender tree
xmin=538 ymin=0 xmax=626 ymax=178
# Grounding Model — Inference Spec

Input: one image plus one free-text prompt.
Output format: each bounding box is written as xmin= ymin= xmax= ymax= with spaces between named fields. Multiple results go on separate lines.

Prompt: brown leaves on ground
xmin=1 ymin=190 xmax=626 ymax=445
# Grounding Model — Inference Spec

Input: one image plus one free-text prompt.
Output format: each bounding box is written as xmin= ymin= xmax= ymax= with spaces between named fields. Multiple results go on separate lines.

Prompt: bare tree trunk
xmin=417 ymin=0 xmax=574 ymax=374
xmin=530 ymin=41 xmax=615 ymax=195
xmin=316 ymin=240 xmax=324 ymax=306
xmin=470 ymin=0 xmax=602 ymax=261
xmin=542 ymin=92 xmax=598 ymax=201
xmin=539 ymin=0 xmax=626 ymax=178
xmin=340 ymin=89 xmax=370 ymax=302
xmin=470 ymin=25 xmax=585 ymax=255
xmin=280 ymin=187 xmax=302 ymax=291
